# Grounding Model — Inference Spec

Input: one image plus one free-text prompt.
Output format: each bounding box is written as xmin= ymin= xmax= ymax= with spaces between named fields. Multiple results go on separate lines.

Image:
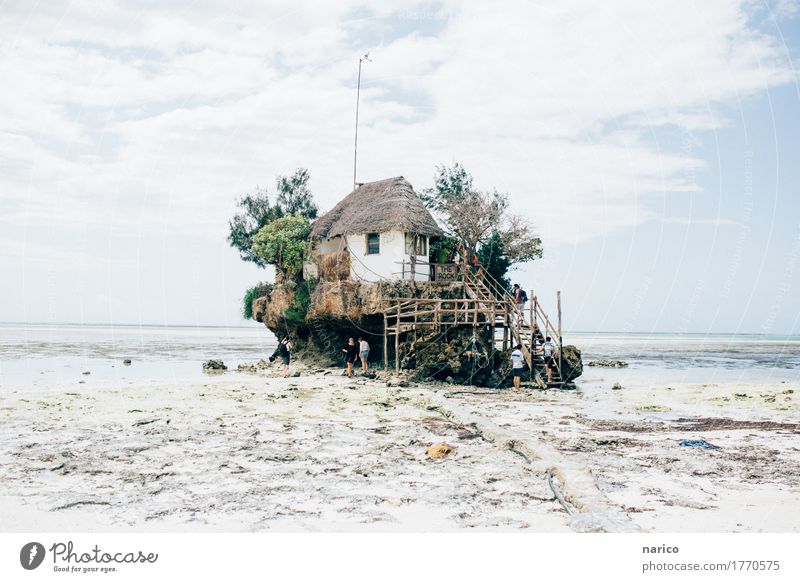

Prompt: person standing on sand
xmin=358 ymin=336 xmax=370 ymax=372
xmin=510 ymin=344 xmax=524 ymax=392
xmin=342 ymin=337 xmax=359 ymax=377
xmin=269 ymin=337 xmax=292 ymax=377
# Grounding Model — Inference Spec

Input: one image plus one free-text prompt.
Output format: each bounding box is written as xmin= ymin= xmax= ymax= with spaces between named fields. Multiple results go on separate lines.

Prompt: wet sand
xmin=0 ymin=367 xmax=798 ymax=532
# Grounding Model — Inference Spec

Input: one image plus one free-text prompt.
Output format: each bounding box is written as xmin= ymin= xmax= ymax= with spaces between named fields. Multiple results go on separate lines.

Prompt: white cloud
xmin=662 ymin=217 xmax=739 ymax=226
xmin=0 ymin=0 xmax=796 ymax=323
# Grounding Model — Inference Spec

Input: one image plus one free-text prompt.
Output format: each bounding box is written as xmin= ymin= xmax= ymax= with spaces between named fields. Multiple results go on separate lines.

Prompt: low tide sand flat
xmin=1 ymin=365 xmax=797 ymax=533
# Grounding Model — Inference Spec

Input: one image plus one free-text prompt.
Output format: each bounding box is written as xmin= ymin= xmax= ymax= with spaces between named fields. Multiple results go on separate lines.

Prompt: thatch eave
xmin=311 ymin=176 xmax=444 ymax=240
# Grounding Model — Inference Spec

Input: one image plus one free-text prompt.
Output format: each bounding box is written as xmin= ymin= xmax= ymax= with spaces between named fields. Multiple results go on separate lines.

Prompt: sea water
xmin=0 ymin=322 xmax=277 ymax=391
xmin=572 ymin=331 xmax=800 ymax=385
xmin=1 ymin=323 xmax=799 ymax=392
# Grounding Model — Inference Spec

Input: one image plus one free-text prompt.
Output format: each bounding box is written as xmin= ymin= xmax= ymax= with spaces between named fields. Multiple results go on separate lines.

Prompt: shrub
xmin=242 ymin=282 xmax=273 ymax=319
xmin=429 ymin=236 xmax=459 ymax=264
xmin=251 ymin=215 xmax=312 ymax=279
xmin=291 ymin=279 xmax=317 ymax=318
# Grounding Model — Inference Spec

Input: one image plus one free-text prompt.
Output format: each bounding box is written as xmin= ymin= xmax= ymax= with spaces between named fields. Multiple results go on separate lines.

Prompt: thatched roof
xmin=311 ymin=176 xmax=444 ymax=240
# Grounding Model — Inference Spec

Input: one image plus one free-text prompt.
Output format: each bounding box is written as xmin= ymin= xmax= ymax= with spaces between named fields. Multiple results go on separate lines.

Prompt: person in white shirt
xmin=510 ymin=344 xmax=524 ymax=392
xmin=358 ymin=336 xmax=370 ymax=372
xmin=542 ymin=336 xmax=557 ymax=384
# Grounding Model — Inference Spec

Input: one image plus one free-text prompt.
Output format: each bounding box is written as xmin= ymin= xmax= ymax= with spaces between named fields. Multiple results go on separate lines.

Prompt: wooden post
xmin=502 ymin=304 xmax=509 ymax=351
xmin=557 ymin=290 xmax=563 ymax=385
xmin=529 ymin=290 xmax=534 ymax=346
xmin=557 ymin=290 xmax=562 ymax=341
xmin=529 ymin=290 xmax=535 ymax=383
xmin=489 ymin=300 xmax=496 ymax=369
xmin=395 ymin=301 xmax=401 ymax=372
xmin=383 ymin=313 xmax=389 ymax=370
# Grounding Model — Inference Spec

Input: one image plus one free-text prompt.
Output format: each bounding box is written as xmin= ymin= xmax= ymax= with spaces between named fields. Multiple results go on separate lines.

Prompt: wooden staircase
xmin=381 ymin=262 xmax=564 ymax=388
xmin=461 ymin=265 xmax=563 ymax=388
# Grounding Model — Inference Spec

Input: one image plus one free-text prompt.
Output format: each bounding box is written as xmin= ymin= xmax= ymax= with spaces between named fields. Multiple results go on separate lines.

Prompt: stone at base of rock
xmin=386 ymin=377 xmax=410 ymax=387
xmin=203 ymin=359 xmax=227 ymax=372
xmin=588 ymin=359 xmax=628 ymax=368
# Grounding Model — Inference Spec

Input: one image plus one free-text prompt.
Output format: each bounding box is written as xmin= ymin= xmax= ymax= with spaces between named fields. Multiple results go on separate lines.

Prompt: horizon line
xmin=0 ymin=321 xmax=797 ymax=337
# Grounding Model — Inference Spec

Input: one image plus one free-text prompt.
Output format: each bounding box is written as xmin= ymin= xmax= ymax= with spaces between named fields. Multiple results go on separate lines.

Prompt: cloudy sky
xmin=2 ymin=0 xmax=799 ymax=334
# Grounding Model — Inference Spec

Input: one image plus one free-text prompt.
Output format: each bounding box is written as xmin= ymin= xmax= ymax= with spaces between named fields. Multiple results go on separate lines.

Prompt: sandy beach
xmin=1 ymin=362 xmax=797 ymax=533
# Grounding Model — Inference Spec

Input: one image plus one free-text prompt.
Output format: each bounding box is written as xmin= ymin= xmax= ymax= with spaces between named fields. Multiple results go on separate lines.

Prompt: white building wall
xmin=318 ymin=235 xmax=345 ymax=255
xmin=315 ymin=230 xmax=430 ymax=282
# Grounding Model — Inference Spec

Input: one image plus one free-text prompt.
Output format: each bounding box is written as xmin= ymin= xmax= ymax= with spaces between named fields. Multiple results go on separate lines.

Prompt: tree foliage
xmin=276 ymin=168 xmax=318 ymax=220
xmin=420 ymin=162 xmax=474 ymax=213
xmin=477 ymin=231 xmax=512 ymax=292
xmin=227 ymin=168 xmax=317 ymax=267
xmin=227 ymin=186 xmax=282 ymax=267
xmin=422 ymin=163 xmax=543 ymax=267
xmin=251 ymin=215 xmax=312 ymax=280
xmin=242 ymin=281 xmax=273 ymax=319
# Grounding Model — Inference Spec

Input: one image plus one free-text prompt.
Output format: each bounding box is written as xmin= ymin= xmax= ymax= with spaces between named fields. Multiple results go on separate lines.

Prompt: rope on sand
xmin=508 ymin=443 xmax=575 ymax=515
xmin=547 ymin=467 xmax=575 ymax=516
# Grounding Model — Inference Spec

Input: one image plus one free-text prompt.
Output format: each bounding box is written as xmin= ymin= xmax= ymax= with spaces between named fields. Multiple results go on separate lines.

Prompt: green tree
xmin=276 ymin=168 xmax=318 ymax=220
xmin=477 ymin=231 xmax=512 ymax=291
xmin=420 ymin=162 xmax=474 ymax=213
xmin=228 ymin=168 xmax=317 ymax=267
xmin=423 ymin=162 xmax=543 ymax=265
xmin=251 ymin=215 xmax=312 ymax=281
xmin=227 ymin=186 xmax=282 ymax=267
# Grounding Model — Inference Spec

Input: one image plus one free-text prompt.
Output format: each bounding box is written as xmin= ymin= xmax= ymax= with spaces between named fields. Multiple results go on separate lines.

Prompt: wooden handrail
xmin=381 ymin=258 xmax=564 ymax=386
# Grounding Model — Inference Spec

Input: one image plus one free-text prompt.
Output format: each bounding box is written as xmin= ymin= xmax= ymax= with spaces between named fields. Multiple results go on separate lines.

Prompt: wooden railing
xmin=460 ymin=263 xmax=562 ymax=386
xmin=379 ymin=260 xmax=565 ymax=385
xmin=382 ymin=296 xmax=501 ymax=371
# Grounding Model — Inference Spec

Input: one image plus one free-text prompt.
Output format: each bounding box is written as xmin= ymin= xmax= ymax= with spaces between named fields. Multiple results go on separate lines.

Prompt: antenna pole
xmin=353 ymin=53 xmax=370 ymax=189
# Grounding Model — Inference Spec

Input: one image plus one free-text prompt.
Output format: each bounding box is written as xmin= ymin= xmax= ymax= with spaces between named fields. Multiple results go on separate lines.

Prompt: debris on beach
xmin=82 ymin=371 xmax=91 ymax=375
xmin=386 ymin=377 xmax=410 ymax=388
xmin=588 ymin=359 xmax=628 ymax=368
xmin=679 ymin=439 xmax=720 ymax=451
xmin=202 ymin=359 xmax=227 ymax=372
xmin=426 ymin=442 xmax=455 ymax=459
xmin=123 ymin=359 xmax=132 ymax=365
xmin=612 ymin=382 xmax=623 ymax=390
xmin=634 ymin=404 xmax=671 ymax=413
